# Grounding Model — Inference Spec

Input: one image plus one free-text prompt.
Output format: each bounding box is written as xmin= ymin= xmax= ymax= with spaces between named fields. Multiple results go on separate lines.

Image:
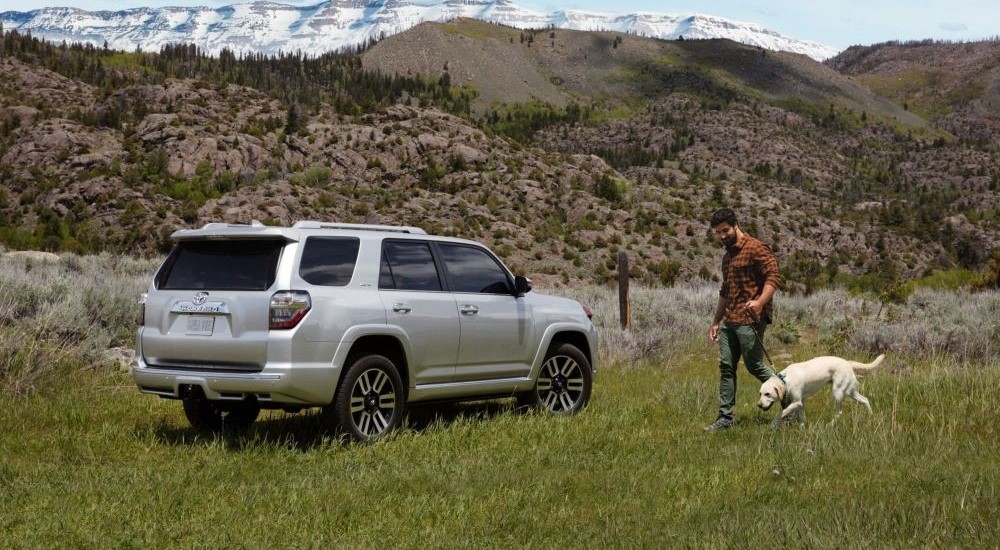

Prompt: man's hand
xmin=709 ymin=323 xmax=720 ymax=342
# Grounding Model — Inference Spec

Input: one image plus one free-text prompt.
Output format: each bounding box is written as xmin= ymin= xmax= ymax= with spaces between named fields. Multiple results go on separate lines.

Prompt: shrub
xmin=972 ymin=247 xmax=1000 ymax=290
xmin=0 ymin=253 xmax=157 ymax=396
xmin=290 ymin=163 xmax=333 ymax=188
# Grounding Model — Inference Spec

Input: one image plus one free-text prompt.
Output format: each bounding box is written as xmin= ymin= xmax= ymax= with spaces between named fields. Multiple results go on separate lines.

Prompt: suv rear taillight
xmin=270 ymin=291 xmax=312 ymax=330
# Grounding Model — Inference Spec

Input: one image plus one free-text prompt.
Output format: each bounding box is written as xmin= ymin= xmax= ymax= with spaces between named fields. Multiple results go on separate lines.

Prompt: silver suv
xmin=133 ymin=221 xmax=598 ymax=441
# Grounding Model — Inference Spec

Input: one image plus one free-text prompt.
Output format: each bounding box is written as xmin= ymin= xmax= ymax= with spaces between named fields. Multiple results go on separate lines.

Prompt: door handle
xmin=392 ymin=303 xmax=412 ymax=314
xmin=459 ymin=305 xmax=479 ymax=315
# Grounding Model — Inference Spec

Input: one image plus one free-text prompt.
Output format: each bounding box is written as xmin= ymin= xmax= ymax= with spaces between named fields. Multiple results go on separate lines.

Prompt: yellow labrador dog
xmin=758 ymin=354 xmax=885 ymax=427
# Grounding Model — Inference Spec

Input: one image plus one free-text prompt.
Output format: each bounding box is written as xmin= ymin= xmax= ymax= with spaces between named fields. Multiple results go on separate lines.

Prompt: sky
xmin=2 ymin=0 xmax=997 ymax=51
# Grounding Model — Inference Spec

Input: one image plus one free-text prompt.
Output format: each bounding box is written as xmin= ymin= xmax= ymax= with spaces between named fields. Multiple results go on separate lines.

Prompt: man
xmin=704 ymin=208 xmax=781 ymax=432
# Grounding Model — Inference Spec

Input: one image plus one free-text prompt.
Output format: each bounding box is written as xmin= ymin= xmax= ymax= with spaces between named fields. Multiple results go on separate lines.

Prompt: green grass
xmin=902 ymin=267 xmax=979 ymax=292
xmin=2 ymin=351 xmax=997 ymax=547
xmin=1 ymin=253 xmax=998 ymax=547
xmin=441 ymin=20 xmax=518 ymax=41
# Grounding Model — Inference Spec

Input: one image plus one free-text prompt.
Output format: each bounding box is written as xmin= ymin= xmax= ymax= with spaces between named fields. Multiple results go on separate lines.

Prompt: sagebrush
xmin=2 ymin=252 xmax=997 ymax=396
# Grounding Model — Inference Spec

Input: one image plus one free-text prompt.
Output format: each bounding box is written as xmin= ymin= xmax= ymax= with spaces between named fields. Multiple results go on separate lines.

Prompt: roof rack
xmin=199 ymin=220 xmax=267 ymax=230
xmin=292 ymin=220 xmax=427 ymax=234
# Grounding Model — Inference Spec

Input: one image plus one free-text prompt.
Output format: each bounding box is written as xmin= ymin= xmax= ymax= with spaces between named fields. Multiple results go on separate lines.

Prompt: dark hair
xmin=710 ymin=208 xmax=737 ymax=227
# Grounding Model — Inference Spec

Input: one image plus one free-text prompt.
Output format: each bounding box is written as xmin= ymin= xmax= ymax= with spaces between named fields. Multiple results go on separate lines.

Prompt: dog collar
xmin=775 ymin=372 xmax=786 ymax=385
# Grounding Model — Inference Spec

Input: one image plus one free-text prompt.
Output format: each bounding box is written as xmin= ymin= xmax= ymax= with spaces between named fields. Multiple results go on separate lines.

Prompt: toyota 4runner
xmin=133 ymin=221 xmax=598 ymax=441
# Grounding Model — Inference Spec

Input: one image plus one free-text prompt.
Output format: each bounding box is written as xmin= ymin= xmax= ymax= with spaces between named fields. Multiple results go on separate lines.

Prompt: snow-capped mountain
xmin=0 ymin=0 xmax=839 ymax=61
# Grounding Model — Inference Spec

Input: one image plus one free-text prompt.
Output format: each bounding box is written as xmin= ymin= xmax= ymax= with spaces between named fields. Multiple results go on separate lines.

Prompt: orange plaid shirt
xmin=719 ymin=232 xmax=781 ymax=325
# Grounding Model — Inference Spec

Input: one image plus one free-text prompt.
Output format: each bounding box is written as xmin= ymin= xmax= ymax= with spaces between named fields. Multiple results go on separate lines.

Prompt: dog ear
xmin=773 ymin=378 xmax=785 ymax=404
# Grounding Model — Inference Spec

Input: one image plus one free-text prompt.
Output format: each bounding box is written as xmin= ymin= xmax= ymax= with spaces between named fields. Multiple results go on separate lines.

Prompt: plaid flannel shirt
xmin=719 ymin=232 xmax=781 ymax=326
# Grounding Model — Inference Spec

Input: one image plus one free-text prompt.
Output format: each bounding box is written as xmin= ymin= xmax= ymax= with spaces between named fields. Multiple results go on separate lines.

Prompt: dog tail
xmin=851 ymin=354 xmax=886 ymax=373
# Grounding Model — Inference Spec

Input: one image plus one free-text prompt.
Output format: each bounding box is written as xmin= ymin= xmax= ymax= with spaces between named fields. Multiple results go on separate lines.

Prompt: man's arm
xmin=746 ymin=242 xmax=780 ymax=316
xmin=746 ymin=282 xmax=777 ymax=317
xmin=709 ymin=294 xmax=726 ymax=342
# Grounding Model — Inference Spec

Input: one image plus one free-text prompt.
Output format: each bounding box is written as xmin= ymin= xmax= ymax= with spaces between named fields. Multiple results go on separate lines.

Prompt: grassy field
xmin=1 ymin=254 xmax=998 ymax=547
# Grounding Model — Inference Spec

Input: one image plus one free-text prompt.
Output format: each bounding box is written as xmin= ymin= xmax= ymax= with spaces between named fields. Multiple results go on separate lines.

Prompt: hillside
xmin=1 ymin=23 xmax=998 ymax=290
xmin=363 ymin=20 xmax=922 ymax=123
xmin=362 ymin=21 xmax=1000 ymax=282
xmin=827 ymin=39 xmax=1000 ymax=145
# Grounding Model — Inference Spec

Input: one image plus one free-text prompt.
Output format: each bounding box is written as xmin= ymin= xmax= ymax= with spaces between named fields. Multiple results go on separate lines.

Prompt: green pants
xmin=717 ymin=322 xmax=776 ymax=419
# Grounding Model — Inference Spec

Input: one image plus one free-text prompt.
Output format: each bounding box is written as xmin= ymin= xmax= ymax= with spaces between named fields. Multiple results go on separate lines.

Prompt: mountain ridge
xmin=0 ymin=0 xmax=839 ymax=61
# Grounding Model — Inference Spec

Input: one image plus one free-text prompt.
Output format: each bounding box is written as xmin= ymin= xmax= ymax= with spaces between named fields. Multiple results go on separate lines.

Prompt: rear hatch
xmin=140 ymin=238 xmax=285 ymax=372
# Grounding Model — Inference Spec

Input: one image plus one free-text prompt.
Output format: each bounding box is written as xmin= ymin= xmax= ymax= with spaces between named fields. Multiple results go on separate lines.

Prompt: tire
xmin=182 ymin=397 xmax=260 ymax=433
xmin=521 ymin=342 xmax=593 ymax=415
xmin=330 ymin=354 xmax=404 ymax=442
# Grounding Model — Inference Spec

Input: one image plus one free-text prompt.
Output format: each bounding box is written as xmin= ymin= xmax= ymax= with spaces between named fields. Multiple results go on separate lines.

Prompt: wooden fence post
xmin=618 ymin=251 xmax=630 ymax=330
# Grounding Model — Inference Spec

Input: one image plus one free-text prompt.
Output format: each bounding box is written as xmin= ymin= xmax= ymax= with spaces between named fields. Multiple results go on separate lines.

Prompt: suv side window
xmin=379 ymin=241 xmax=442 ymax=291
xmin=439 ymin=243 xmax=512 ymax=294
xmin=156 ymin=239 xmax=283 ymax=290
xmin=299 ymin=236 xmax=360 ymax=286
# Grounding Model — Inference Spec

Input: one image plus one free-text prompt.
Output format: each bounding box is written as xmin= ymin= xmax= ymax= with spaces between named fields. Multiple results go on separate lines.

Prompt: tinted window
xmin=157 ymin=240 xmax=283 ymax=290
xmin=440 ymin=244 xmax=512 ymax=294
xmin=299 ymin=237 xmax=360 ymax=286
xmin=379 ymin=241 xmax=442 ymax=291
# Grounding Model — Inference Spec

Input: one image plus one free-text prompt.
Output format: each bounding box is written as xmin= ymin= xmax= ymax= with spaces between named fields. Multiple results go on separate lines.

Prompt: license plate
xmin=185 ymin=315 xmax=216 ymax=336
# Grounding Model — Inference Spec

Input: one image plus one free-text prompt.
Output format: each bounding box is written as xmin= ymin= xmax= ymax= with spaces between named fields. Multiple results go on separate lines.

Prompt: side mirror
xmin=514 ymin=275 xmax=532 ymax=296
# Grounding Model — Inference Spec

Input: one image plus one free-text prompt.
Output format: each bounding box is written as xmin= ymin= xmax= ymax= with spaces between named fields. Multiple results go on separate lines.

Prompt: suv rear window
xmin=156 ymin=239 xmax=283 ymax=290
xmin=299 ymin=237 xmax=360 ymax=286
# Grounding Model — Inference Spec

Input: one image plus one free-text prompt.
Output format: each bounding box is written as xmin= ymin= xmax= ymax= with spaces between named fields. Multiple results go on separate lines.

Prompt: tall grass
xmin=562 ymin=281 xmax=1000 ymax=369
xmin=0 ymin=253 xmax=158 ymax=395
xmin=1 ymin=253 xmax=998 ymax=547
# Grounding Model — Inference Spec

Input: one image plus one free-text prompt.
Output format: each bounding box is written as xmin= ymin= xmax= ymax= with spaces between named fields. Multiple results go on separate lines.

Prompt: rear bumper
xmin=132 ymin=356 xmax=338 ymax=406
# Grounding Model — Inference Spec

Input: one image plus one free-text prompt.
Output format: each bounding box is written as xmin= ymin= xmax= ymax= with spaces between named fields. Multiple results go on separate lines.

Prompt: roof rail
xmin=293 ymin=220 xmax=427 ymax=234
xmin=199 ymin=220 xmax=267 ymax=230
